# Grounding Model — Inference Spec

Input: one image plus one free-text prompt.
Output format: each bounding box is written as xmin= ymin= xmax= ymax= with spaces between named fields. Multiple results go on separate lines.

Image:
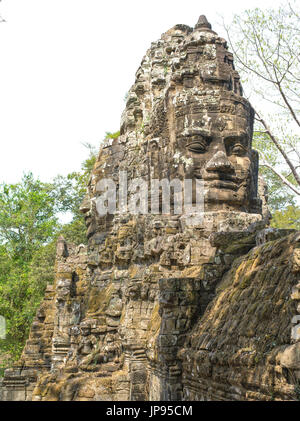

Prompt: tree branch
xmin=259 ymin=154 xmax=300 ymax=195
xmin=255 ymin=109 xmax=300 ymax=187
xmin=276 ymin=82 xmax=300 ymax=128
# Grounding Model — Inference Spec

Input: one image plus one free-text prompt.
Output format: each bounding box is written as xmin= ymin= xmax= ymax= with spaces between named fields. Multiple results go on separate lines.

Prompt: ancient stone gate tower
xmin=1 ymin=15 xmax=300 ymax=401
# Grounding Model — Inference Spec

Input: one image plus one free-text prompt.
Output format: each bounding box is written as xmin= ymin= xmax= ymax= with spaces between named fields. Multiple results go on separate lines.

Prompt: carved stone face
xmin=174 ymin=97 xmax=256 ymax=211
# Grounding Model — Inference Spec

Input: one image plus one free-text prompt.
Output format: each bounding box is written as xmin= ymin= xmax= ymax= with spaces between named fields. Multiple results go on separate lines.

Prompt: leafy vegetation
xmin=0 ymin=141 xmax=101 ymax=373
xmin=271 ymin=206 xmax=300 ymax=230
xmin=0 ymin=133 xmax=122 ymax=371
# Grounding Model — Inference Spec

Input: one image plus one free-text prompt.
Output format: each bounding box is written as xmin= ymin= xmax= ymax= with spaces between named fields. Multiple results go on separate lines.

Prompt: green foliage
xmin=271 ymin=206 xmax=300 ymax=229
xmin=0 ymin=140 xmax=102 ymax=370
xmin=28 ymin=241 xmax=57 ymax=296
xmin=0 ymin=267 xmax=36 ymax=359
xmin=0 ymin=174 xmax=59 ymax=369
xmin=0 ymin=173 xmax=59 ymax=262
xmin=104 ymin=131 xmax=120 ymax=140
xmin=260 ymin=168 xmax=297 ymax=211
xmin=253 ymin=130 xmax=297 ymax=210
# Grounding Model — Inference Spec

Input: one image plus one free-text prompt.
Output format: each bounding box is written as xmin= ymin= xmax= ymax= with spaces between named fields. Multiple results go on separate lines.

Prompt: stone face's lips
xmin=206 ymin=180 xmax=238 ymax=190
xmin=194 ymin=171 xmax=239 ymax=190
xmin=195 ymin=171 xmax=238 ymax=183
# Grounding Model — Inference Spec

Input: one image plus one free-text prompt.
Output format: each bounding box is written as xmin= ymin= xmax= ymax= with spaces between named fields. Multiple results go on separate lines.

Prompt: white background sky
xmin=0 ymin=0 xmax=286 ymax=184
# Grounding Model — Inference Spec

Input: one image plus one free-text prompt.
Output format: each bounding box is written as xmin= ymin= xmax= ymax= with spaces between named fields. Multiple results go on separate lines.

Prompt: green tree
xmin=0 ymin=173 xmax=60 ymax=367
xmin=0 ymin=173 xmax=59 ymax=262
xmin=0 ymin=133 xmax=119 ymax=368
xmin=272 ymin=206 xmax=300 ymax=229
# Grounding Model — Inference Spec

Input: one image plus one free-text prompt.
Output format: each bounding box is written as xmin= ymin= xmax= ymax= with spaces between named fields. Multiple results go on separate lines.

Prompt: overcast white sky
xmin=0 ymin=0 xmax=285 ymax=184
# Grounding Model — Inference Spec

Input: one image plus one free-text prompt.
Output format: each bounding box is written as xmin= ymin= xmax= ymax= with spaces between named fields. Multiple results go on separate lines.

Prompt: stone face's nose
xmin=205 ymin=151 xmax=235 ymax=174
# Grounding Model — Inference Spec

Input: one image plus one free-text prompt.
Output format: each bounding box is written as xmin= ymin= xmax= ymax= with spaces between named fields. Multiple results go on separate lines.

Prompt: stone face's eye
xmin=187 ymin=139 xmax=208 ymax=153
xmin=225 ymin=137 xmax=248 ymax=156
xmin=231 ymin=143 xmax=247 ymax=156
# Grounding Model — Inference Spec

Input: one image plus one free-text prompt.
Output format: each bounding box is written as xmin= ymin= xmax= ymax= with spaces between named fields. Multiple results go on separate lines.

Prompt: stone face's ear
xmin=250 ymin=149 xmax=259 ymax=193
xmin=248 ymin=149 xmax=261 ymax=213
xmin=80 ymin=195 xmax=91 ymax=214
xmin=249 ymin=105 xmax=255 ymax=143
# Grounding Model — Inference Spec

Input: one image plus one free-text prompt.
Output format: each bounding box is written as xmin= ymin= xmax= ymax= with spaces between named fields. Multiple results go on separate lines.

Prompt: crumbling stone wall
xmin=180 ymin=231 xmax=300 ymax=401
